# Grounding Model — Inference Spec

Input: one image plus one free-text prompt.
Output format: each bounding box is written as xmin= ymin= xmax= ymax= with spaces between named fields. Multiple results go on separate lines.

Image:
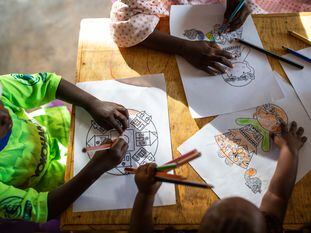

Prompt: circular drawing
xmin=86 ymin=109 xmax=159 ymax=175
xmin=254 ymin=104 xmax=288 ymax=133
xmin=222 ymin=61 xmax=255 ymax=87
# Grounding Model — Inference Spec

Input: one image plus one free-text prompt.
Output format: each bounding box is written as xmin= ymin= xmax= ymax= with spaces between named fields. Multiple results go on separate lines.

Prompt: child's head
xmin=198 ymin=197 xmax=267 ymax=233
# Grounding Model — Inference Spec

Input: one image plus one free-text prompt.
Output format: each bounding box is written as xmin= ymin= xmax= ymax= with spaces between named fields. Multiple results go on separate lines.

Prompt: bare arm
xmin=130 ymin=193 xmax=156 ymax=233
xmin=260 ymin=122 xmax=307 ymax=222
xmin=48 ymin=139 xmax=128 ymax=220
xmin=140 ymin=29 xmax=186 ymax=55
xmin=56 ymin=79 xmax=129 ymax=133
xmin=129 ymin=163 xmax=161 ymax=233
xmin=140 ymin=30 xmax=233 ymax=75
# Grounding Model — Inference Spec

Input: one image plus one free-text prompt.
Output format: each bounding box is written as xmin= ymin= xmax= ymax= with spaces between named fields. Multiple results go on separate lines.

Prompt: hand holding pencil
xmin=89 ymin=138 xmax=129 ymax=173
xmin=127 ymin=149 xmax=213 ymax=189
xmin=223 ymin=0 xmax=250 ymax=32
xmin=135 ymin=163 xmax=162 ymax=195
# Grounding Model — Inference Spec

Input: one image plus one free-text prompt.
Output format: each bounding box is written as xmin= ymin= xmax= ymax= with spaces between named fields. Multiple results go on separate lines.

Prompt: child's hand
xmin=0 ymin=105 xmax=12 ymax=139
xmin=135 ymin=163 xmax=161 ymax=195
xmin=224 ymin=0 xmax=250 ymax=32
xmin=181 ymin=40 xmax=233 ymax=75
xmin=87 ymin=99 xmax=129 ymax=134
xmin=91 ymin=138 xmax=129 ymax=173
xmin=273 ymin=121 xmax=307 ymax=156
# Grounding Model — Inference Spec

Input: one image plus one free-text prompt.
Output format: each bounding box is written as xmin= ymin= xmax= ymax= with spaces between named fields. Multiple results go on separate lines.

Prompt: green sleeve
xmin=0 ymin=182 xmax=48 ymax=223
xmin=0 ymin=73 xmax=61 ymax=109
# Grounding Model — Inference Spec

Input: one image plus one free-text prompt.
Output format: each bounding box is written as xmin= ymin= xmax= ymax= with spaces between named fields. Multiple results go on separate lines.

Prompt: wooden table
xmin=61 ymin=13 xmax=311 ymax=232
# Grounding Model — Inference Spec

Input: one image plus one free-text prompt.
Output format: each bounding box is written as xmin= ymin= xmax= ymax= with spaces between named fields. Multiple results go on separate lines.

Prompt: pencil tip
xmin=82 ymin=148 xmax=87 ymax=153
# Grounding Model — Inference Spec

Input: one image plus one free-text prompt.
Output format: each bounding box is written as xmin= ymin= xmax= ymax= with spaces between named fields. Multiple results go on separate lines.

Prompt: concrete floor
xmin=0 ymin=0 xmax=112 ymax=83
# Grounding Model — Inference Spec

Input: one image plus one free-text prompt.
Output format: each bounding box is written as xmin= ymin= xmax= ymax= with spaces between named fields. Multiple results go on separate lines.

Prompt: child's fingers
xmin=296 ymin=127 xmax=304 ymax=137
xmin=228 ymin=7 xmax=249 ymax=31
xmin=136 ymin=163 xmax=148 ymax=174
xmin=289 ymin=121 xmax=297 ymax=133
xmin=108 ymin=115 xmax=123 ymax=133
xmin=280 ymin=122 xmax=289 ymax=135
xmin=207 ymin=41 xmax=221 ymax=49
xmin=120 ymin=141 xmax=129 ymax=154
xmin=215 ymin=49 xmax=233 ymax=59
xmin=202 ymin=66 xmax=218 ymax=76
xmin=147 ymin=163 xmax=157 ymax=178
xmin=207 ymin=62 xmax=226 ymax=74
xmin=213 ymin=55 xmax=233 ymax=68
xmin=114 ymin=111 xmax=129 ymax=129
xmin=273 ymin=135 xmax=286 ymax=148
xmin=117 ymin=106 xmax=129 ymax=119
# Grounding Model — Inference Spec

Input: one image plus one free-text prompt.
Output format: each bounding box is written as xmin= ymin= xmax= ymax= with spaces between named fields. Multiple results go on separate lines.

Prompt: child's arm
xmin=0 ymin=74 xmax=128 ymax=133
xmin=260 ymin=121 xmax=307 ymax=222
xmin=47 ymin=138 xmax=128 ymax=220
xmin=0 ymin=139 xmax=128 ymax=222
xmin=56 ymin=79 xmax=129 ymax=133
xmin=130 ymin=163 xmax=161 ymax=233
xmin=140 ymin=30 xmax=233 ymax=75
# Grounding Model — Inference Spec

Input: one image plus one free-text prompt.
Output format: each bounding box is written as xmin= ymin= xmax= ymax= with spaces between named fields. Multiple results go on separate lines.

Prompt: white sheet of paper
xmin=178 ymin=72 xmax=311 ymax=206
xmin=170 ymin=5 xmax=283 ymax=118
xmin=281 ymin=47 xmax=311 ymax=119
xmin=73 ymin=74 xmax=176 ymax=212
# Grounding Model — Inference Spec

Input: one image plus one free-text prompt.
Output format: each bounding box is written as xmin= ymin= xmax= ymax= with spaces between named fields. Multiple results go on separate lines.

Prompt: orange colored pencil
xmin=82 ymin=139 xmax=118 ymax=153
xmin=164 ymin=149 xmax=198 ymax=165
xmin=161 ymin=151 xmax=201 ymax=172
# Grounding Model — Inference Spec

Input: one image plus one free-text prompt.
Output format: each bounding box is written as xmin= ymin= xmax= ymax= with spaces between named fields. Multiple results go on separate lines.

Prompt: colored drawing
xmin=183 ymin=28 xmax=205 ymax=41
xmin=86 ymin=110 xmax=158 ymax=175
xmin=206 ymin=24 xmax=243 ymax=44
xmin=183 ymin=24 xmax=243 ymax=44
xmin=215 ymin=104 xmax=288 ymax=193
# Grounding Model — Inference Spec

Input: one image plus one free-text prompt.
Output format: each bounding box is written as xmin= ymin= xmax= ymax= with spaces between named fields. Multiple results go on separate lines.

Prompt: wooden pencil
xmin=164 ymin=149 xmax=198 ymax=165
xmin=82 ymin=139 xmax=117 ymax=153
xmin=176 ymin=152 xmax=201 ymax=166
xmin=288 ymin=30 xmax=311 ymax=46
xmin=155 ymin=176 xmax=213 ymax=189
xmin=124 ymin=167 xmax=187 ymax=180
xmin=236 ymin=38 xmax=304 ymax=69
xmin=161 ymin=152 xmax=201 ymax=172
xmin=282 ymin=46 xmax=311 ymax=63
xmin=157 ymin=163 xmax=177 ymax=172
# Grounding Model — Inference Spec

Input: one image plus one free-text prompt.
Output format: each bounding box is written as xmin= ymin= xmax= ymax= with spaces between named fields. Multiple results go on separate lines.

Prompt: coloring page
xmin=178 ymin=72 xmax=311 ymax=206
xmin=170 ymin=4 xmax=284 ymax=118
xmin=281 ymin=47 xmax=311 ymax=120
xmin=73 ymin=74 xmax=176 ymax=212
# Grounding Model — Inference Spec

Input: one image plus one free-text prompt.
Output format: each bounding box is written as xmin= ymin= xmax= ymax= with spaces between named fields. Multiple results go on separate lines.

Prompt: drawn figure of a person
xmin=222 ymin=46 xmax=255 ymax=87
xmin=215 ymin=104 xmax=288 ymax=194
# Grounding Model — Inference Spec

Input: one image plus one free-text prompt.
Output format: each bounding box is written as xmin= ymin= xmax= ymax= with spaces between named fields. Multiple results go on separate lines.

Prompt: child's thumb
xmin=273 ymin=134 xmax=286 ymax=148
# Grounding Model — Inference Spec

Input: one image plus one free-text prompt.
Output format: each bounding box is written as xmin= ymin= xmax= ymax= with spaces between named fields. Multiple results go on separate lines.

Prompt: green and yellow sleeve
xmin=0 ymin=73 xmax=61 ymax=110
xmin=0 ymin=182 xmax=48 ymax=223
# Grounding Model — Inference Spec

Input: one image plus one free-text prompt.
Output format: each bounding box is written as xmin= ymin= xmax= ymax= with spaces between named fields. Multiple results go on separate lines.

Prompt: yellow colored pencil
xmin=288 ymin=30 xmax=311 ymax=46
